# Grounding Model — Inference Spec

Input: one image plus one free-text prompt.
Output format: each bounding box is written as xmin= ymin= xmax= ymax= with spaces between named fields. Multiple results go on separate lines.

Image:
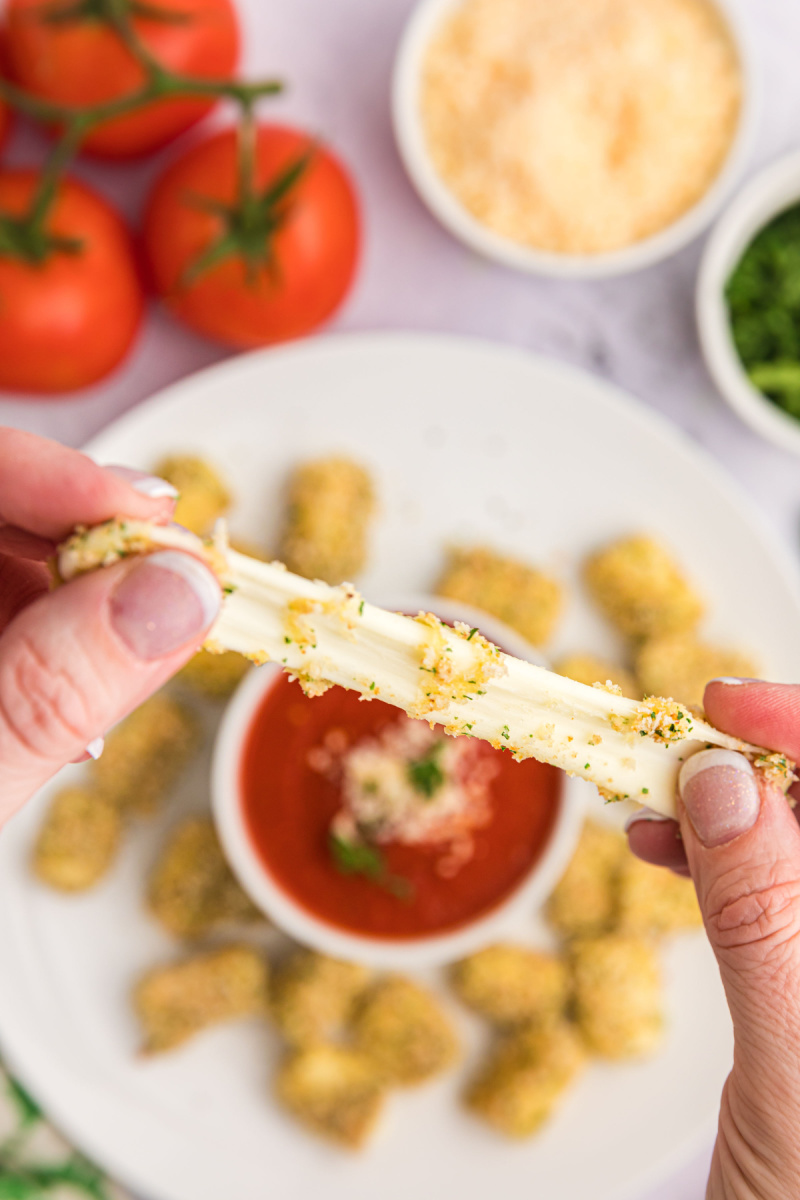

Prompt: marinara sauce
xmin=241 ymin=674 xmax=561 ymax=940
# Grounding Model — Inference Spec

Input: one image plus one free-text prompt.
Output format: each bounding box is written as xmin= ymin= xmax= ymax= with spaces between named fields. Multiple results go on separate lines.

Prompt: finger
xmin=0 ymin=526 xmax=55 ymax=560
xmin=0 ymin=428 xmax=176 ymax=538
xmin=704 ymin=679 xmax=800 ymax=761
xmin=677 ymin=748 xmax=800 ymax=1102
xmin=0 ymin=554 xmax=50 ymax=630
xmin=0 ymin=549 xmax=220 ymax=825
xmin=625 ymin=812 xmax=690 ymax=873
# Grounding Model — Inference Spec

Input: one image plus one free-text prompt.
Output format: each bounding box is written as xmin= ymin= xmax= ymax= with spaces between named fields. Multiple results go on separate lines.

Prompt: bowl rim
xmin=211 ymin=592 xmax=586 ymax=969
xmin=391 ymin=0 xmax=759 ymax=280
xmin=697 ymin=147 xmax=800 ymax=457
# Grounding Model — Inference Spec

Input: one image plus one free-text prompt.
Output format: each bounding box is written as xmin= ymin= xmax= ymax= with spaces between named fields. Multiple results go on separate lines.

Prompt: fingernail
xmin=86 ymin=737 xmax=105 ymax=760
xmin=110 ymin=551 xmax=220 ymax=661
xmin=105 ymin=464 xmax=178 ymax=500
xmin=708 ymin=677 xmax=760 ymax=686
xmin=624 ymin=805 xmax=672 ymax=833
xmin=679 ymin=749 xmax=760 ymax=847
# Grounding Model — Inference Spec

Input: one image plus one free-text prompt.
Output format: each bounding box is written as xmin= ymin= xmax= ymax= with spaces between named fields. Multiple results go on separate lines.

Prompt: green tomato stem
xmin=0 ymin=0 xmax=284 ymax=262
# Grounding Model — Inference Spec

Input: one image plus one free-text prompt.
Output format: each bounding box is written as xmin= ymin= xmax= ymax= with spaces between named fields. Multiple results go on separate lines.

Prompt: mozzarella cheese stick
xmin=56 ymin=519 xmax=795 ymax=819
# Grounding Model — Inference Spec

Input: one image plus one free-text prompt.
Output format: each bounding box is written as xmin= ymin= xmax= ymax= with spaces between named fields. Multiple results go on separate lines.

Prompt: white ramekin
xmin=392 ymin=0 xmax=758 ymax=279
xmin=697 ymin=148 xmax=800 ymax=457
xmin=212 ymin=594 xmax=586 ymax=969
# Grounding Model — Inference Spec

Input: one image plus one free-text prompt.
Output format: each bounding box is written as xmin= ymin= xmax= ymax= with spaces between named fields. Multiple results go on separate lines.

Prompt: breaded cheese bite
xmin=148 ymin=817 xmax=262 ymax=940
xmin=351 ymin=976 xmax=459 ymax=1086
xmin=635 ymin=632 xmax=757 ymax=712
xmin=134 ymin=945 xmax=269 ymax=1054
xmin=584 ymin=535 xmax=703 ymax=641
xmin=570 ymin=934 xmax=663 ymax=1059
xmin=280 ymin=456 xmax=376 ymax=584
xmin=155 ymin=454 xmax=231 ymax=536
xmin=176 ymin=648 xmax=251 ymax=700
xmin=451 ymin=944 xmax=568 ymax=1028
xmin=616 ymin=855 xmax=702 ymax=937
xmin=275 ymin=1044 xmax=386 ymax=1149
xmin=436 ymin=545 xmax=562 ymax=647
xmin=92 ymin=694 xmax=199 ymax=816
xmin=270 ymin=950 xmax=370 ymax=1047
xmin=546 ymin=820 xmax=628 ymax=940
xmin=467 ymin=1021 xmax=585 ymax=1138
xmin=555 ymin=653 xmax=639 ymax=700
xmin=33 ymin=787 xmax=121 ymax=892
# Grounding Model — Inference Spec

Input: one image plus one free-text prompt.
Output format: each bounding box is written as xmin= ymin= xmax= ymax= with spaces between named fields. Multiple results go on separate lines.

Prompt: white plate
xmin=3 ymin=332 xmax=800 ymax=1200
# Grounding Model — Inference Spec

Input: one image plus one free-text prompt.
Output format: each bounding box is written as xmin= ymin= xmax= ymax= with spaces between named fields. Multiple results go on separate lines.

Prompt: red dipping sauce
xmin=241 ymin=674 xmax=561 ymax=940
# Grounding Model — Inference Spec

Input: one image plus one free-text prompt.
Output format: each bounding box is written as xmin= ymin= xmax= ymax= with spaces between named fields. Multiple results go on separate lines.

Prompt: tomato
xmin=142 ymin=124 xmax=360 ymax=348
xmin=0 ymin=100 xmax=9 ymax=156
xmin=0 ymin=171 xmax=144 ymax=393
xmin=4 ymin=0 xmax=239 ymax=159
xmin=0 ymin=30 xmax=13 ymax=154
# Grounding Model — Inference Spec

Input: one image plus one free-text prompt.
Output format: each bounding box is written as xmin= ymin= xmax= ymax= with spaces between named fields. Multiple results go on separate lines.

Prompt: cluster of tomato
xmin=0 ymin=0 xmax=360 ymax=394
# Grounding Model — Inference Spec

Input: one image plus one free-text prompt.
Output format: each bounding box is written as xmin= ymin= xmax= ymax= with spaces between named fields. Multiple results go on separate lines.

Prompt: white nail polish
xmin=86 ymin=737 xmax=105 ymax=760
xmin=624 ymin=805 xmax=673 ymax=832
xmin=679 ymin=748 xmax=753 ymax=795
xmin=105 ymin=464 xmax=178 ymax=499
xmin=132 ymin=476 xmax=179 ymax=500
xmin=708 ymin=677 xmax=758 ymax=686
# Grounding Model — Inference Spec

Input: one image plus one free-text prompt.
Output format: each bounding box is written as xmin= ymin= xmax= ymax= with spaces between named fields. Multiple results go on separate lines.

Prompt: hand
xmin=0 ymin=427 xmax=221 ymax=827
xmin=627 ymin=679 xmax=800 ymax=1200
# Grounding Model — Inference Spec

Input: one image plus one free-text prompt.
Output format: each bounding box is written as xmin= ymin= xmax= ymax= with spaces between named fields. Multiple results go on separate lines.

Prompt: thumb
xmin=678 ymin=749 xmax=800 ymax=1070
xmin=0 ymin=550 xmax=220 ymax=824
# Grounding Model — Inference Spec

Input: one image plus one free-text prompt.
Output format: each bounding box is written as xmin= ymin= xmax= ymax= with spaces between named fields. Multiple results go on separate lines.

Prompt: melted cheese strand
xmin=56 ymin=519 xmax=794 ymax=819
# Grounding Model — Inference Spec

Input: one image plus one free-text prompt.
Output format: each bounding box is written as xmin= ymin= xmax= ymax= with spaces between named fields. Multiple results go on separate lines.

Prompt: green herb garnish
xmin=329 ymin=835 xmax=412 ymax=900
xmin=727 ymin=202 xmax=800 ymax=420
xmin=407 ymin=746 xmax=445 ymax=798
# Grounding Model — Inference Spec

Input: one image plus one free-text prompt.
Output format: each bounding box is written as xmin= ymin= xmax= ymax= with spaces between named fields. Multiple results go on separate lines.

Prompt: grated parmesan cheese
xmin=420 ymin=0 xmax=742 ymax=255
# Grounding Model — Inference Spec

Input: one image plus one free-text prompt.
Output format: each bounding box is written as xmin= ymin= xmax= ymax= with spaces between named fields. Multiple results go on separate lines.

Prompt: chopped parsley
xmin=407 ymin=746 xmax=445 ymax=798
xmin=466 ymin=627 xmax=478 ymax=641
xmin=359 ymin=600 xmax=365 ymax=616
xmin=329 ymin=835 xmax=412 ymax=900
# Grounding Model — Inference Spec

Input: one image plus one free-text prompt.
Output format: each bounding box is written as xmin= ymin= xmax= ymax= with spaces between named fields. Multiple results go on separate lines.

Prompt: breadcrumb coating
xmin=616 ymin=856 xmax=702 ymax=937
xmin=466 ymin=1021 xmax=585 ymax=1138
xmin=351 ymin=976 xmax=459 ymax=1085
xmin=556 ymin=653 xmax=639 ymax=700
xmin=436 ymin=545 xmax=562 ymax=647
xmin=451 ymin=944 xmax=569 ymax=1028
xmin=546 ymin=820 xmax=628 ymax=939
xmin=275 ymin=1044 xmax=386 ymax=1149
xmin=155 ymin=454 xmax=231 ymax=536
xmin=92 ymin=694 xmax=199 ymax=816
xmin=280 ymin=456 xmax=375 ymax=584
xmin=585 ymin=535 xmax=704 ymax=641
xmin=270 ymin=951 xmax=370 ymax=1047
xmin=176 ymin=648 xmax=250 ymax=699
xmin=635 ymin=632 xmax=757 ymax=711
xmin=134 ymin=945 xmax=269 ymax=1053
xmin=33 ymin=787 xmax=121 ymax=892
xmin=570 ymin=934 xmax=663 ymax=1058
xmin=148 ymin=818 xmax=262 ymax=940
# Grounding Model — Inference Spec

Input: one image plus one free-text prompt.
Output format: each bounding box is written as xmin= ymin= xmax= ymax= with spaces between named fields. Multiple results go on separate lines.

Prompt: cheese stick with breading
xmin=56 ymin=518 xmax=795 ymax=819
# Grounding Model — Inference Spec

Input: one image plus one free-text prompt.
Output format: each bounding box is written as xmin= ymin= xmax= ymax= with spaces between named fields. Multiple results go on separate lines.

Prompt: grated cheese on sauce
xmin=319 ymin=717 xmax=498 ymax=878
xmin=420 ymin=0 xmax=742 ymax=255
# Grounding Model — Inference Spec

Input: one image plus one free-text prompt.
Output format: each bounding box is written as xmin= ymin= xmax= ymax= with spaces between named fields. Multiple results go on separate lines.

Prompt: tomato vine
xmin=0 ymin=0 xmax=283 ymax=263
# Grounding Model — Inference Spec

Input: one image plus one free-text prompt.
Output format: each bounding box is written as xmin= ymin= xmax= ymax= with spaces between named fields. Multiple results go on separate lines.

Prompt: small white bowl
xmin=212 ymin=594 xmax=585 ymax=969
xmin=697 ymin=149 xmax=800 ymax=457
xmin=392 ymin=0 xmax=758 ymax=279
